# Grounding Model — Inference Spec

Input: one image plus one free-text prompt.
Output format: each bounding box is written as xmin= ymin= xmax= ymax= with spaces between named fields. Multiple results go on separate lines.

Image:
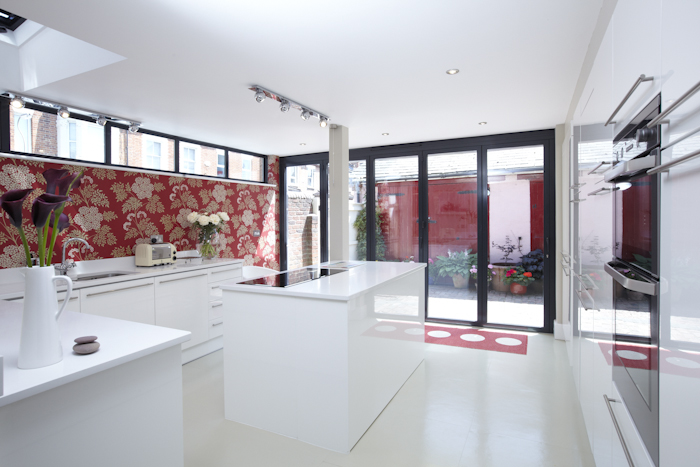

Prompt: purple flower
xmin=42 ymin=168 xmax=71 ymax=195
xmin=0 ymin=188 xmax=34 ymax=228
xmin=32 ymin=193 xmax=71 ymax=229
xmin=49 ymin=212 xmax=70 ymax=232
xmin=56 ymin=172 xmax=83 ymax=195
xmin=487 ymin=264 xmax=493 ymax=269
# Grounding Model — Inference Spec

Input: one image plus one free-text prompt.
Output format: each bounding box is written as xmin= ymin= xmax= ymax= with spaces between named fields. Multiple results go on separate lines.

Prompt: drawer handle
xmin=212 ymin=322 xmax=223 ymax=327
xmin=86 ymin=283 xmax=152 ymax=297
xmin=160 ymin=274 xmax=206 ymax=284
xmin=605 ymin=74 xmax=654 ymax=126
xmin=647 ymin=147 xmax=700 ymax=175
xmin=647 ymin=78 xmax=700 ymax=128
xmin=604 ymin=395 xmax=635 ymax=467
xmin=211 ymin=303 xmax=223 ymax=308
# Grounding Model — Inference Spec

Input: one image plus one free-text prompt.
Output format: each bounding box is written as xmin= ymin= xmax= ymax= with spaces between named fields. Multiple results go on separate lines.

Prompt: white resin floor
xmin=182 ymin=332 xmax=595 ymax=467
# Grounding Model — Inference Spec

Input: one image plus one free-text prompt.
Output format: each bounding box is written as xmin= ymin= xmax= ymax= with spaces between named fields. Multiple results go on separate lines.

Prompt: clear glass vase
xmin=197 ymin=232 xmax=218 ymax=259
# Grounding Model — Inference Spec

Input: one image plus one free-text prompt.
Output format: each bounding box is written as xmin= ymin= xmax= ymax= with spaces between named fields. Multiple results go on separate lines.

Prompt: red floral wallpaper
xmin=0 ymin=155 xmax=280 ymax=270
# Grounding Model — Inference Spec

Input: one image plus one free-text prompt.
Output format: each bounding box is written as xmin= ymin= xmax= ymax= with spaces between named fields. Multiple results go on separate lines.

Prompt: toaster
xmin=135 ymin=242 xmax=177 ymax=266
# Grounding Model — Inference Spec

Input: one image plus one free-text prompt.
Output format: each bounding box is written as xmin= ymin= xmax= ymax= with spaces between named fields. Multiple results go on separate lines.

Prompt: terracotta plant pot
xmin=491 ymin=264 xmax=514 ymax=292
xmin=510 ymin=282 xmax=528 ymax=295
xmin=452 ymin=274 xmax=469 ymax=289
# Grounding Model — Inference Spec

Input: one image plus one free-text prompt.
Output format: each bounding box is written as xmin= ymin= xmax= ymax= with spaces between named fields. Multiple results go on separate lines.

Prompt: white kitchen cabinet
xmin=7 ymin=290 xmax=81 ymax=314
xmin=656 ymin=1 xmax=700 ymax=465
xmin=155 ymin=271 xmax=209 ymax=350
xmin=80 ymin=278 xmax=155 ymax=325
xmin=610 ymin=0 xmax=663 ymax=130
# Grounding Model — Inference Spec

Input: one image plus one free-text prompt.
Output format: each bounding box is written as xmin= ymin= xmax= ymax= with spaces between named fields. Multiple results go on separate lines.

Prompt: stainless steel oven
xmin=604 ymin=94 xmax=661 ymax=465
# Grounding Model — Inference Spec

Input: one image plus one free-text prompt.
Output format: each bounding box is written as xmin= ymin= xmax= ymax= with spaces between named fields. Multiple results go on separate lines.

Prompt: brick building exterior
xmin=286 ymin=193 xmax=319 ymax=269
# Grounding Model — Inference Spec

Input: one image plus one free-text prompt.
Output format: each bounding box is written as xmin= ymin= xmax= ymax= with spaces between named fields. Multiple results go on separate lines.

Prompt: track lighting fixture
xmin=254 ymin=89 xmax=266 ymax=103
xmin=2 ymin=91 xmax=141 ymax=130
xmin=249 ymin=85 xmax=329 ymax=128
xmin=10 ymin=94 xmax=24 ymax=109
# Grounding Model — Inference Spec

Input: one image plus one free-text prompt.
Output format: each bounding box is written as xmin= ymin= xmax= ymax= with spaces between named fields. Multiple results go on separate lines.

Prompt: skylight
xmin=0 ymin=9 xmax=26 ymax=33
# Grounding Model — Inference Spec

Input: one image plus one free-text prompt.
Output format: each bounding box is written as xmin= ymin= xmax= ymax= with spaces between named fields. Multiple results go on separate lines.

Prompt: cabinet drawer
xmin=80 ymin=278 xmax=155 ymax=324
xmin=209 ymin=317 xmax=224 ymax=339
xmin=6 ymin=291 xmax=80 ymax=313
xmin=209 ymin=300 xmax=223 ymax=320
xmin=208 ymin=266 xmax=241 ymax=284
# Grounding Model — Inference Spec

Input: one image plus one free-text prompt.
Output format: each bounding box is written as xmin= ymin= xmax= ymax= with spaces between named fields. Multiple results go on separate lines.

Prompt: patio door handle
xmin=545 ymin=237 xmax=550 ymax=258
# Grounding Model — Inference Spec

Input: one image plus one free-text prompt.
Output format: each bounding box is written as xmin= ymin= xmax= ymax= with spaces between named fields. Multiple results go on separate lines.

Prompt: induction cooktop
xmin=239 ymin=267 xmax=347 ymax=288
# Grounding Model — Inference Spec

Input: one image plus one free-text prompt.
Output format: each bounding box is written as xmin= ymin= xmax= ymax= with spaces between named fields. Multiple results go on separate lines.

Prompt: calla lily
xmin=56 ymin=172 xmax=83 ymax=196
xmin=49 ymin=212 xmax=70 ymax=232
xmin=32 ymin=193 xmax=71 ymax=229
xmin=0 ymin=188 xmax=34 ymax=228
xmin=42 ymin=168 xmax=71 ymax=195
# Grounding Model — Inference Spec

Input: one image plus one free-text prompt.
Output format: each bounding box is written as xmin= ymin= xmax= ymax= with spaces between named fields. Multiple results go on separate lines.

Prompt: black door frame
xmin=279 ymin=155 xmax=329 ymax=271
xmin=281 ymin=130 xmax=555 ymax=333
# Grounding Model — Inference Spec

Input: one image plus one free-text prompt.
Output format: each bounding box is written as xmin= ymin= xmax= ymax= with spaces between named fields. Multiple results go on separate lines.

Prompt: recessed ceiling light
xmin=382 ymin=133 xmax=389 ymax=136
xmin=300 ymin=143 xmax=306 ymax=146
xmin=478 ymin=122 xmax=487 ymax=125
xmin=446 ymin=69 xmax=459 ymax=75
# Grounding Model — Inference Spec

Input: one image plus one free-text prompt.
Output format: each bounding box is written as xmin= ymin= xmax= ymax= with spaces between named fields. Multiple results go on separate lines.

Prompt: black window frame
xmin=0 ymin=97 xmax=269 ymax=185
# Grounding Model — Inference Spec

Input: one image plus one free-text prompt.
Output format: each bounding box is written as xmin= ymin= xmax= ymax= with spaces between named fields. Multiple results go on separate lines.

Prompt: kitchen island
xmin=220 ymin=261 xmax=425 ymax=453
xmin=0 ymin=300 xmax=190 ymax=466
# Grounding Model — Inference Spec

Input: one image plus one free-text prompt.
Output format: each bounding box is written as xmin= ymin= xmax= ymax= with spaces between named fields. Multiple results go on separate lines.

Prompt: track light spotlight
xmin=280 ymin=100 xmax=291 ymax=112
xmin=10 ymin=95 xmax=24 ymax=109
xmin=254 ymin=89 xmax=266 ymax=103
xmin=319 ymin=117 xmax=328 ymax=128
xmin=96 ymin=115 xmax=108 ymax=126
xmin=58 ymin=106 xmax=70 ymax=119
xmin=300 ymin=109 xmax=311 ymax=121
xmin=128 ymin=122 xmax=140 ymax=133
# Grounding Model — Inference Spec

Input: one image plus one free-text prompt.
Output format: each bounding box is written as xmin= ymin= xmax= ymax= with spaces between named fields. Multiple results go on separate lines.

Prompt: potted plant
xmin=491 ymin=236 xmax=520 ymax=292
xmin=435 ymin=249 xmax=476 ymax=288
xmin=427 ymin=257 xmax=438 ymax=285
xmin=468 ymin=263 xmax=496 ymax=291
xmin=503 ymin=266 xmax=535 ymax=294
xmin=520 ymin=249 xmax=544 ymax=293
xmin=0 ymin=168 xmax=84 ymax=369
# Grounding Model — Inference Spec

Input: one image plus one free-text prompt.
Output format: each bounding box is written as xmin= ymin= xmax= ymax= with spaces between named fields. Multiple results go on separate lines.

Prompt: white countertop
xmin=0 ymin=300 xmax=190 ymax=407
xmin=0 ymin=257 xmax=243 ymax=300
xmin=219 ymin=261 xmax=425 ymax=301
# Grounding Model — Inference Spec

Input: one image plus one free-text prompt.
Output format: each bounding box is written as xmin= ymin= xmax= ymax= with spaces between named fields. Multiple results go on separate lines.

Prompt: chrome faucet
xmin=57 ymin=238 xmax=92 ymax=270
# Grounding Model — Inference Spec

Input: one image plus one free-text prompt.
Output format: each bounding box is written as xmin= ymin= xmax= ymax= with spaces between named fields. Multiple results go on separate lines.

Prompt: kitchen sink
xmin=74 ymin=271 xmax=135 ymax=281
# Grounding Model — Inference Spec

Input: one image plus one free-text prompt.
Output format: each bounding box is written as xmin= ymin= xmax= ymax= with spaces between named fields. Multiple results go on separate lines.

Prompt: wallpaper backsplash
xmin=0 ymin=155 xmax=280 ymax=270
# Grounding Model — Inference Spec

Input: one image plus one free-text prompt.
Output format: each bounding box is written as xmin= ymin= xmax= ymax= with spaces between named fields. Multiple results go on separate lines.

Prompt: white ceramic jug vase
xmin=17 ymin=266 xmax=73 ymax=369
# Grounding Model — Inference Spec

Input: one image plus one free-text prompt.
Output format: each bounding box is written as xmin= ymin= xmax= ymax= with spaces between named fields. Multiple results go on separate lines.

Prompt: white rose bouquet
xmin=187 ymin=211 xmax=230 ymax=258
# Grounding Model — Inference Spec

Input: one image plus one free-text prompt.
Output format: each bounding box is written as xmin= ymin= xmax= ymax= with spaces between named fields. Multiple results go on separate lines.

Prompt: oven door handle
xmin=604 ymin=262 xmax=658 ymax=296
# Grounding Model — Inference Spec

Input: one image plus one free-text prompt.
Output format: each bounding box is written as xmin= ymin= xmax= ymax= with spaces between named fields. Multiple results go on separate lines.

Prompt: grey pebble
xmin=73 ymin=342 xmax=100 ymax=355
xmin=74 ymin=336 xmax=97 ymax=344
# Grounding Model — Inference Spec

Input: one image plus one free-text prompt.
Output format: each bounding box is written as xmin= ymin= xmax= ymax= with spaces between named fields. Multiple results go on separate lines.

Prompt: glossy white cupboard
xmin=566 ymin=0 xmax=700 ymax=464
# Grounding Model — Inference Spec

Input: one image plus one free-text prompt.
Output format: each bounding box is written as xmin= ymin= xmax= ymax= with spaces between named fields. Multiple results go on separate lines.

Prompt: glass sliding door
xmin=426 ymin=151 xmax=479 ymax=322
xmin=486 ymin=145 xmax=545 ymax=328
xmin=285 ymin=164 xmax=321 ymax=269
xmin=374 ymin=156 xmax=420 ymax=262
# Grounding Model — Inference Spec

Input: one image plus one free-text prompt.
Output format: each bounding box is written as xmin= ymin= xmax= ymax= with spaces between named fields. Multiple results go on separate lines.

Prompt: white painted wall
xmin=489 ymin=175 xmax=532 ymax=262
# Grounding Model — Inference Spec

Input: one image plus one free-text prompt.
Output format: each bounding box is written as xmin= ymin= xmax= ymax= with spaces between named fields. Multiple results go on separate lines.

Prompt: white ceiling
xmin=0 ymin=0 xmax=602 ymax=156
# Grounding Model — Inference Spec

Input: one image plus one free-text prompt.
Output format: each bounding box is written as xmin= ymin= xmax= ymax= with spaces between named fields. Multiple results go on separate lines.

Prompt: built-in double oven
xmin=604 ymin=94 xmax=661 ymax=464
